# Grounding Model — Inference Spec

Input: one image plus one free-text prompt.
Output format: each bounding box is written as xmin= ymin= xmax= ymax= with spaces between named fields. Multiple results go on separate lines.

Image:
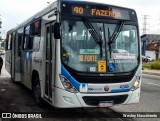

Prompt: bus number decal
xmin=120 ymin=84 xmax=129 ymax=89
xmin=73 ymin=7 xmax=84 ymax=15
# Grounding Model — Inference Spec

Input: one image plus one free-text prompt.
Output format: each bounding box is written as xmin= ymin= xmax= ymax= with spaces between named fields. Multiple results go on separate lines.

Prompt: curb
xmin=142 ymin=72 xmax=160 ymax=76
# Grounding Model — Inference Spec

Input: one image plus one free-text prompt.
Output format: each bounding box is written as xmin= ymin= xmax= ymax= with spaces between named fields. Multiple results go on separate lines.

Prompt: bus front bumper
xmin=54 ymin=87 xmax=140 ymax=108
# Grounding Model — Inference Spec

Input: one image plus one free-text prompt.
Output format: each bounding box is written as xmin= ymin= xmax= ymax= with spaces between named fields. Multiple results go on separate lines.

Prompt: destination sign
xmin=72 ymin=6 xmax=122 ymax=19
xmin=61 ymin=1 xmax=137 ymax=20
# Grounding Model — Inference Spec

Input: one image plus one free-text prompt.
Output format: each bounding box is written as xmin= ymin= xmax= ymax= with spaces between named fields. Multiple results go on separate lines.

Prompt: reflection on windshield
xmin=108 ymin=21 xmax=125 ymax=58
xmin=61 ymin=20 xmax=139 ymax=73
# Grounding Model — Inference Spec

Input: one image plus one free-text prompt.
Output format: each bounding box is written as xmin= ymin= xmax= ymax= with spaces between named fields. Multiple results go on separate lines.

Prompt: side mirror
xmin=53 ymin=22 xmax=60 ymax=39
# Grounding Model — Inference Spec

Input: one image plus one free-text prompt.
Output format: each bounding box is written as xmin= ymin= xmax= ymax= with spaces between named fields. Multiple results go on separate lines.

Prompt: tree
xmin=1 ymin=41 xmax=4 ymax=48
xmin=0 ymin=36 xmax=2 ymax=41
xmin=0 ymin=36 xmax=2 ymax=42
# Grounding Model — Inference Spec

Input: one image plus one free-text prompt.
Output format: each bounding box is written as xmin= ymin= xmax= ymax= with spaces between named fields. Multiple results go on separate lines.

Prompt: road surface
xmin=111 ymin=74 xmax=160 ymax=121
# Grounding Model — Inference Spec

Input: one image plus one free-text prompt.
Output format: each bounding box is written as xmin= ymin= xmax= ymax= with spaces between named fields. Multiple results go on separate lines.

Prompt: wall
xmin=146 ymin=50 xmax=156 ymax=60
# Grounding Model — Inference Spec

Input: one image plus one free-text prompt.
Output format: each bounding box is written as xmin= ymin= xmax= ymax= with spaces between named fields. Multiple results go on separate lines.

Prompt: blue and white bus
xmin=5 ymin=0 xmax=141 ymax=108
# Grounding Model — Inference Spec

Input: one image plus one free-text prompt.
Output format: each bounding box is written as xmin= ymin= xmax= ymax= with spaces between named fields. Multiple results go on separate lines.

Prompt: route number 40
xmin=73 ymin=7 xmax=84 ymax=14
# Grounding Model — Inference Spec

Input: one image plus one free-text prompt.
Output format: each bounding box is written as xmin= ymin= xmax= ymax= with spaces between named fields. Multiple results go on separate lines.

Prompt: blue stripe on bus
xmin=61 ymin=65 xmax=71 ymax=79
xmin=68 ymin=76 xmax=80 ymax=90
xmin=61 ymin=65 xmax=87 ymax=91
xmin=61 ymin=65 xmax=131 ymax=92
xmin=111 ymin=89 xmax=130 ymax=93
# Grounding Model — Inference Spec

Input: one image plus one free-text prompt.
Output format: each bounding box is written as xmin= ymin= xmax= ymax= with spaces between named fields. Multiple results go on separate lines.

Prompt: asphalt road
xmin=0 ymin=61 xmax=159 ymax=121
xmin=111 ymin=74 xmax=160 ymax=121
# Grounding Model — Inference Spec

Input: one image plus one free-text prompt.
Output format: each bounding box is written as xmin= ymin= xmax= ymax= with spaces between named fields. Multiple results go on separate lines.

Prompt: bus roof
xmin=7 ymin=0 xmax=137 ymax=34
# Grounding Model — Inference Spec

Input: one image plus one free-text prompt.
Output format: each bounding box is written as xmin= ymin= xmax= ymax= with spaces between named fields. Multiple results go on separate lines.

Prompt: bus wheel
xmin=33 ymin=78 xmax=44 ymax=106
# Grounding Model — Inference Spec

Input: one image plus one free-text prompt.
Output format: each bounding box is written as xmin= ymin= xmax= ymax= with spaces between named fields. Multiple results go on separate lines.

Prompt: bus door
xmin=44 ymin=22 xmax=55 ymax=100
xmin=11 ymin=32 xmax=21 ymax=81
xmin=13 ymin=32 xmax=21 ymax=81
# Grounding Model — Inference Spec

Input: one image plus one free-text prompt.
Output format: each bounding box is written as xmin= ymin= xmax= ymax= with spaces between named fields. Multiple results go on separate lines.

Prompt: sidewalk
xmin=1 ymin=64 xmax=10 ymax=77
xmin=0 ymin=56 xmax=10 ymax=77
xmin=142 ymin=69 xmax=160 ymax=76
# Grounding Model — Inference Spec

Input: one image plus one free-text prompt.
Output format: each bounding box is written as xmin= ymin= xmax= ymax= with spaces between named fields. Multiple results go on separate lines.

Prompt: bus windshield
xmin=61 ymin=19 xmax=139 ymax=73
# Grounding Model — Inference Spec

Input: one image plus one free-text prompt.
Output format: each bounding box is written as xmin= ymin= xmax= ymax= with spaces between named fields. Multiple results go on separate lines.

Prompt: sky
xmin=0 ymin=0 xmax=160 ymax=38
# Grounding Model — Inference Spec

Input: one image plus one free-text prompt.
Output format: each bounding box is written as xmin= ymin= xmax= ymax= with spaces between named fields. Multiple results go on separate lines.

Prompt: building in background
xmin=141 ymin=34 xmax=160 ymax=61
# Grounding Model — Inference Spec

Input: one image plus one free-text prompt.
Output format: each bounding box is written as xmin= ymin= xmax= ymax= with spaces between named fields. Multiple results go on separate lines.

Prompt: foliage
xmin=1 ymin=41 xmax=5 ymax=47
xmin=143 ymin=61 xmax=160 ymax=70
xmin=151 ymin=61 xmax=160 ymax=70
xmin=0 ymin=47 xmax=4 ymax=50
xmin=142 ymin=62 xmax=152 ymax=69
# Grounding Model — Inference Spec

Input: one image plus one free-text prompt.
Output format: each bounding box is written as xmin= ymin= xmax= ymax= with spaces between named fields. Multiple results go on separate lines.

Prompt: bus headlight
xmin=131 ymin=80 xmax=140 ymax=91
xmin=59 ymin=74 xmax=78 ymax=93
xmin=62 ymin=81 xmax=72 ymax=89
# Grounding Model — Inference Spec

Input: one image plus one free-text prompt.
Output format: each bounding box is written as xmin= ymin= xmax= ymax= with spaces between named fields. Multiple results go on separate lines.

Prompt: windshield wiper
xmin=82 ymin=17 xmax=103 ymax=57
xmin=108 ymin=21 xmax=125 ymax=58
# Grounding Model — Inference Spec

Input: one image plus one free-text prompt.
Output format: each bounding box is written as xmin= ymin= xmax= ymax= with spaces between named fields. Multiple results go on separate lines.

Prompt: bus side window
xmin=29 ymin=19 xmax=41 ymax=51
xmin=24 ymin=25 xmax=30 ymax=50
xmin=30 ymin=19 xmax=41 ymax=36
xmin=17 ymin=28 xmax=24 ymax=56
xmin=23 ymin=19 xmax=41 ymax=51
xmin=7 ymin=34 xmax=12 ymax=50
xmin=33 ymin=36 xmax=40 ymax=51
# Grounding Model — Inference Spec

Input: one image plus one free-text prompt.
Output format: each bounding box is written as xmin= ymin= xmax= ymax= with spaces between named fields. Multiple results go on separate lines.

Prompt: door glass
xmin=45 ymin=24 xmax=53 ymax=98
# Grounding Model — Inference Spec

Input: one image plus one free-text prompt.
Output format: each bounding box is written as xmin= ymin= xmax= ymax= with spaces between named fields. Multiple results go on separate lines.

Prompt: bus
xmin=5 ymin=0 xmax=141 ymax=108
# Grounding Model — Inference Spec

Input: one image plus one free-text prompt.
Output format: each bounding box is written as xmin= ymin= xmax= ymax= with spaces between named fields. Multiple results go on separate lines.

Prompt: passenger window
xmin=23 ymin=19 xmax=41 ymax=51
xmin=7 ymin=34 xmax=12 ymax=50
xmin=24 ymin=25 xmax=30 ymax=49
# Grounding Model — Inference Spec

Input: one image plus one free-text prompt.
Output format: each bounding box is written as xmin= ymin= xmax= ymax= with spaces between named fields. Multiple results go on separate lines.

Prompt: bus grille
xmin=82 ymin=95 xmax=128 ymax=106
xmin=75 ymin=75 xmax=133 ymax=83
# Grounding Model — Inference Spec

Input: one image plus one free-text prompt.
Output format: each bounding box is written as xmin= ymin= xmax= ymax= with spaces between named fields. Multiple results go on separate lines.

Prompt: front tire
xmin=33 ymin=78 xmax=44 ymax=106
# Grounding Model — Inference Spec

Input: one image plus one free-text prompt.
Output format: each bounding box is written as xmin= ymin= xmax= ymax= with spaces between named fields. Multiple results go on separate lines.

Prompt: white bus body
xmin=5 ymin=0 xmax=141 ymax=108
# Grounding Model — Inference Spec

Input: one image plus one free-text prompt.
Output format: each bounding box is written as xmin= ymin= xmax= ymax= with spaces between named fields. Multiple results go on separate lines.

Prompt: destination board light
xmin=73 ymin=7 xmax=122 ymax=19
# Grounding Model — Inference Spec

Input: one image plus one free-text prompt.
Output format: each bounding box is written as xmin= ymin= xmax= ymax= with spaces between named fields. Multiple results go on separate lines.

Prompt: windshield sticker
xmin=80 ymin=49 xmax=99 ymax=55
xmin=79 ymin=55 xmax=97 ymax=62
xmin=98 ymin=61 xmax=106 ymax=72
xmin=90 ymin=67 xmax=96 ymax=72
xmin=113 ymin=53 xmax=136 ymax=60
xmin=79 ymin=84 xmax=88 ymax=92
xmin=108 ymin=63 xmax=116 ymax=72
xmin=109 ymin=60 xmax=137 ymax=63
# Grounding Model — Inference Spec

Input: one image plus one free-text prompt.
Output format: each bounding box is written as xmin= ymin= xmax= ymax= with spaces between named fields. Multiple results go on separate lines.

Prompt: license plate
xmin=98 ymin=101 xmax=114 ymax=107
